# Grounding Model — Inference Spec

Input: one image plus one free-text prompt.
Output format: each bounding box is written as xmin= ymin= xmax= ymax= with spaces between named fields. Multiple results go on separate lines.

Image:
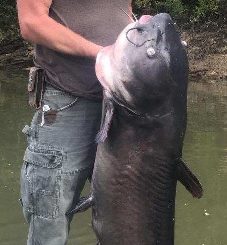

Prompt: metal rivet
xmin=181 ymin=40 xmax=187 ymax=47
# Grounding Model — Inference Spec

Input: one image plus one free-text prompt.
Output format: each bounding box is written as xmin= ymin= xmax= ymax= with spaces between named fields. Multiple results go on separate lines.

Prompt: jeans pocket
xmin=43 ymin=86 xmax=79 ymax=112
xmin=20 ymin=145 xmax=63 ymax=221
xmin=41 ymin=87 xmax=79 ymax=126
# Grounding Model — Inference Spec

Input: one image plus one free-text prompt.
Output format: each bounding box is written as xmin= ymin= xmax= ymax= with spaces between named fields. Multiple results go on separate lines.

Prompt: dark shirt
xmin=35 ymin=0 xmax=131 ymax=100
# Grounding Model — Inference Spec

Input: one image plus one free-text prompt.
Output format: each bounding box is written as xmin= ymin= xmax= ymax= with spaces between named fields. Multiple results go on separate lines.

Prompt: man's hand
xmin=17 ymin=0 xmax=103 ymax=57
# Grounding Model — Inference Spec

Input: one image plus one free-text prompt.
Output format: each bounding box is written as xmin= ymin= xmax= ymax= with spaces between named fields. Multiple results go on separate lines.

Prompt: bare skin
xmin=17 ymin=0 xmax=132 ymax=58
xmin=17 ymin=0 xmax=103 ymax=58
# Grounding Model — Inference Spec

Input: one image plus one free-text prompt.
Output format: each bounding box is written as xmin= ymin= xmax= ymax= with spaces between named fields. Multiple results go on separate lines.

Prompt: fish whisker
xmin=131 ymin=11 xmax=138 ymax=22
xmin=120 ymin=8 xmax=135 ymax=23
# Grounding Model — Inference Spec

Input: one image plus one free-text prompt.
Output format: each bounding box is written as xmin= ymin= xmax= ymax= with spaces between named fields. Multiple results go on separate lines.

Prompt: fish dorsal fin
xmin=176 ymin=158 xmax=203 ymax=199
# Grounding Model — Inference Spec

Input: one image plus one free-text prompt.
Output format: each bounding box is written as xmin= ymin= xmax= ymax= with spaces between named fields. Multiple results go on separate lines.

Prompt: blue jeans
xmin=20 ymin=85 xmax=102 ymax=245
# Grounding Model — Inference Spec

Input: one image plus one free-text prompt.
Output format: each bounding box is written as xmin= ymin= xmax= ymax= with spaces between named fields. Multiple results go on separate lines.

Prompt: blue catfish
xmin=71 ymin=13 xmax=203 ymax=245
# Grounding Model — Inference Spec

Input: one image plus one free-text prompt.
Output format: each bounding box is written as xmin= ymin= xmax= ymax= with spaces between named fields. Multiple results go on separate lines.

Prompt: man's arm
xmin=17 ymin=0 xmax=102 ymax=57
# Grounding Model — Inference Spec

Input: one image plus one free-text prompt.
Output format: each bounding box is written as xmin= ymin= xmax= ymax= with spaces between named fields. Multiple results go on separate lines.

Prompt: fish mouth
xmin=138 ymin=15 xmax=153 ymax=24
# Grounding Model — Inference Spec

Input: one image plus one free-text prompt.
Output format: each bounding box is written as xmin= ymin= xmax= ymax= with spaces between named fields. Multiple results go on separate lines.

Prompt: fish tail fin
xmin=176 ymin=158 xmax=203 ymax=199
xmin=67 ymin=194 xmax=94 ymax=215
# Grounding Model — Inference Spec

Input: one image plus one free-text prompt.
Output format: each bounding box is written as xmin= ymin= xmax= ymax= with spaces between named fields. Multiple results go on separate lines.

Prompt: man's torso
xmin=35 ymin=0 xmax=131 ymax=100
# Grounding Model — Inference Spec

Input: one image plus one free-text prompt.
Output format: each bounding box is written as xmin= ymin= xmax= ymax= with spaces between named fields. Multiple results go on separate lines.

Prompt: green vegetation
xmin=0 ymin=0 xmax=19 ymax=43
xmin=132 ymin=0 xmax=225 ymax=25
xmin=0 ymin=0 xmax=225 ymax=43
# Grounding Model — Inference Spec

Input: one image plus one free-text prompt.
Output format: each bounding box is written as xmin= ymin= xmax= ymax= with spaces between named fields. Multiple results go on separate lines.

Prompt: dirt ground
xmin=0 ymin=22 xmax=226 ymax=83
xmin=181 ymin=22 xmax=227 ymax=82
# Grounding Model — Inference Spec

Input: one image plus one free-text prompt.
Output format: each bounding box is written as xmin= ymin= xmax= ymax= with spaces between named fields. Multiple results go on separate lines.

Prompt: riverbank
xmin=0 ymin=23 xmax=226 ymax=83
xmin=182 ymin=21 xmax=227 ymax=83
xmin=0 ymin=38 xmax=33 ymax=68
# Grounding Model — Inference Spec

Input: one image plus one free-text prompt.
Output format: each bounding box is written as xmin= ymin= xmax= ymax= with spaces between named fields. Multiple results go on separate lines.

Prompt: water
xmin=0 ymin=69 xmax=226 ymax=245
xmin=176 ymin=82 xmax=227 ymax=245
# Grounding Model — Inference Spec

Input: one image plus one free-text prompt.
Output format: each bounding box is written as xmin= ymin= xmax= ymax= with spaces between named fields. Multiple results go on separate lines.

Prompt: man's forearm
xmin=20 ymin=15 xmax=102 ymax=58
xmin=17 ymin=0 xmax=103 ymax=58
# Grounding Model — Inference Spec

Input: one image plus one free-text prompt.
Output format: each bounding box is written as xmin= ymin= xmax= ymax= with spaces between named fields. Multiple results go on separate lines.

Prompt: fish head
xmin=96 ymin=13 xmax=188 ymax=114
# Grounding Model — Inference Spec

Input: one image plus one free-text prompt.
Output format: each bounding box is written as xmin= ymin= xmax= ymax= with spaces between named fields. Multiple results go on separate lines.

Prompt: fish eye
xmin=147 ymin=47 xmax=156 ymax=58
xmin=136 ymin=28 xmax=144 ymax=34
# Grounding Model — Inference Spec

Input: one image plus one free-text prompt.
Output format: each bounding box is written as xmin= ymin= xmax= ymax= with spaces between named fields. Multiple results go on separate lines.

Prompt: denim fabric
xmin=20 ymin=85 xmax=102 ymax=245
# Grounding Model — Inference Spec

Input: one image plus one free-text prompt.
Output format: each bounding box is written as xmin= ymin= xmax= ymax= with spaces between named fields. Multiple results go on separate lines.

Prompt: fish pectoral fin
xmin=67 ymin=194 xmax=94 ymax=215
xmin=176 ymin=158 xmax=203 ymax=199
xmin=96 ymin=95 xmax=114 ymax=143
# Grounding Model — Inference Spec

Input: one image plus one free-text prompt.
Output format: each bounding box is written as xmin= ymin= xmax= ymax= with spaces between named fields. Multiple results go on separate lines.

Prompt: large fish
xmin=70 ymin=13 xmax=203 ymax=245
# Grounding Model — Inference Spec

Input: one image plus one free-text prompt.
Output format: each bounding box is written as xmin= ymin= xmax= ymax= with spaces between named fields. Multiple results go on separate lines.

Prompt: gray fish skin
xmin=91 ymin=13 xmax=202 ymax=245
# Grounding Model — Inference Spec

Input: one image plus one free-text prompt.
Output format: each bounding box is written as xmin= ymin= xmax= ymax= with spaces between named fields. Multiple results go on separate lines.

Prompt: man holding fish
xmin=17 ymin=0 xmax=132 ymax=244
